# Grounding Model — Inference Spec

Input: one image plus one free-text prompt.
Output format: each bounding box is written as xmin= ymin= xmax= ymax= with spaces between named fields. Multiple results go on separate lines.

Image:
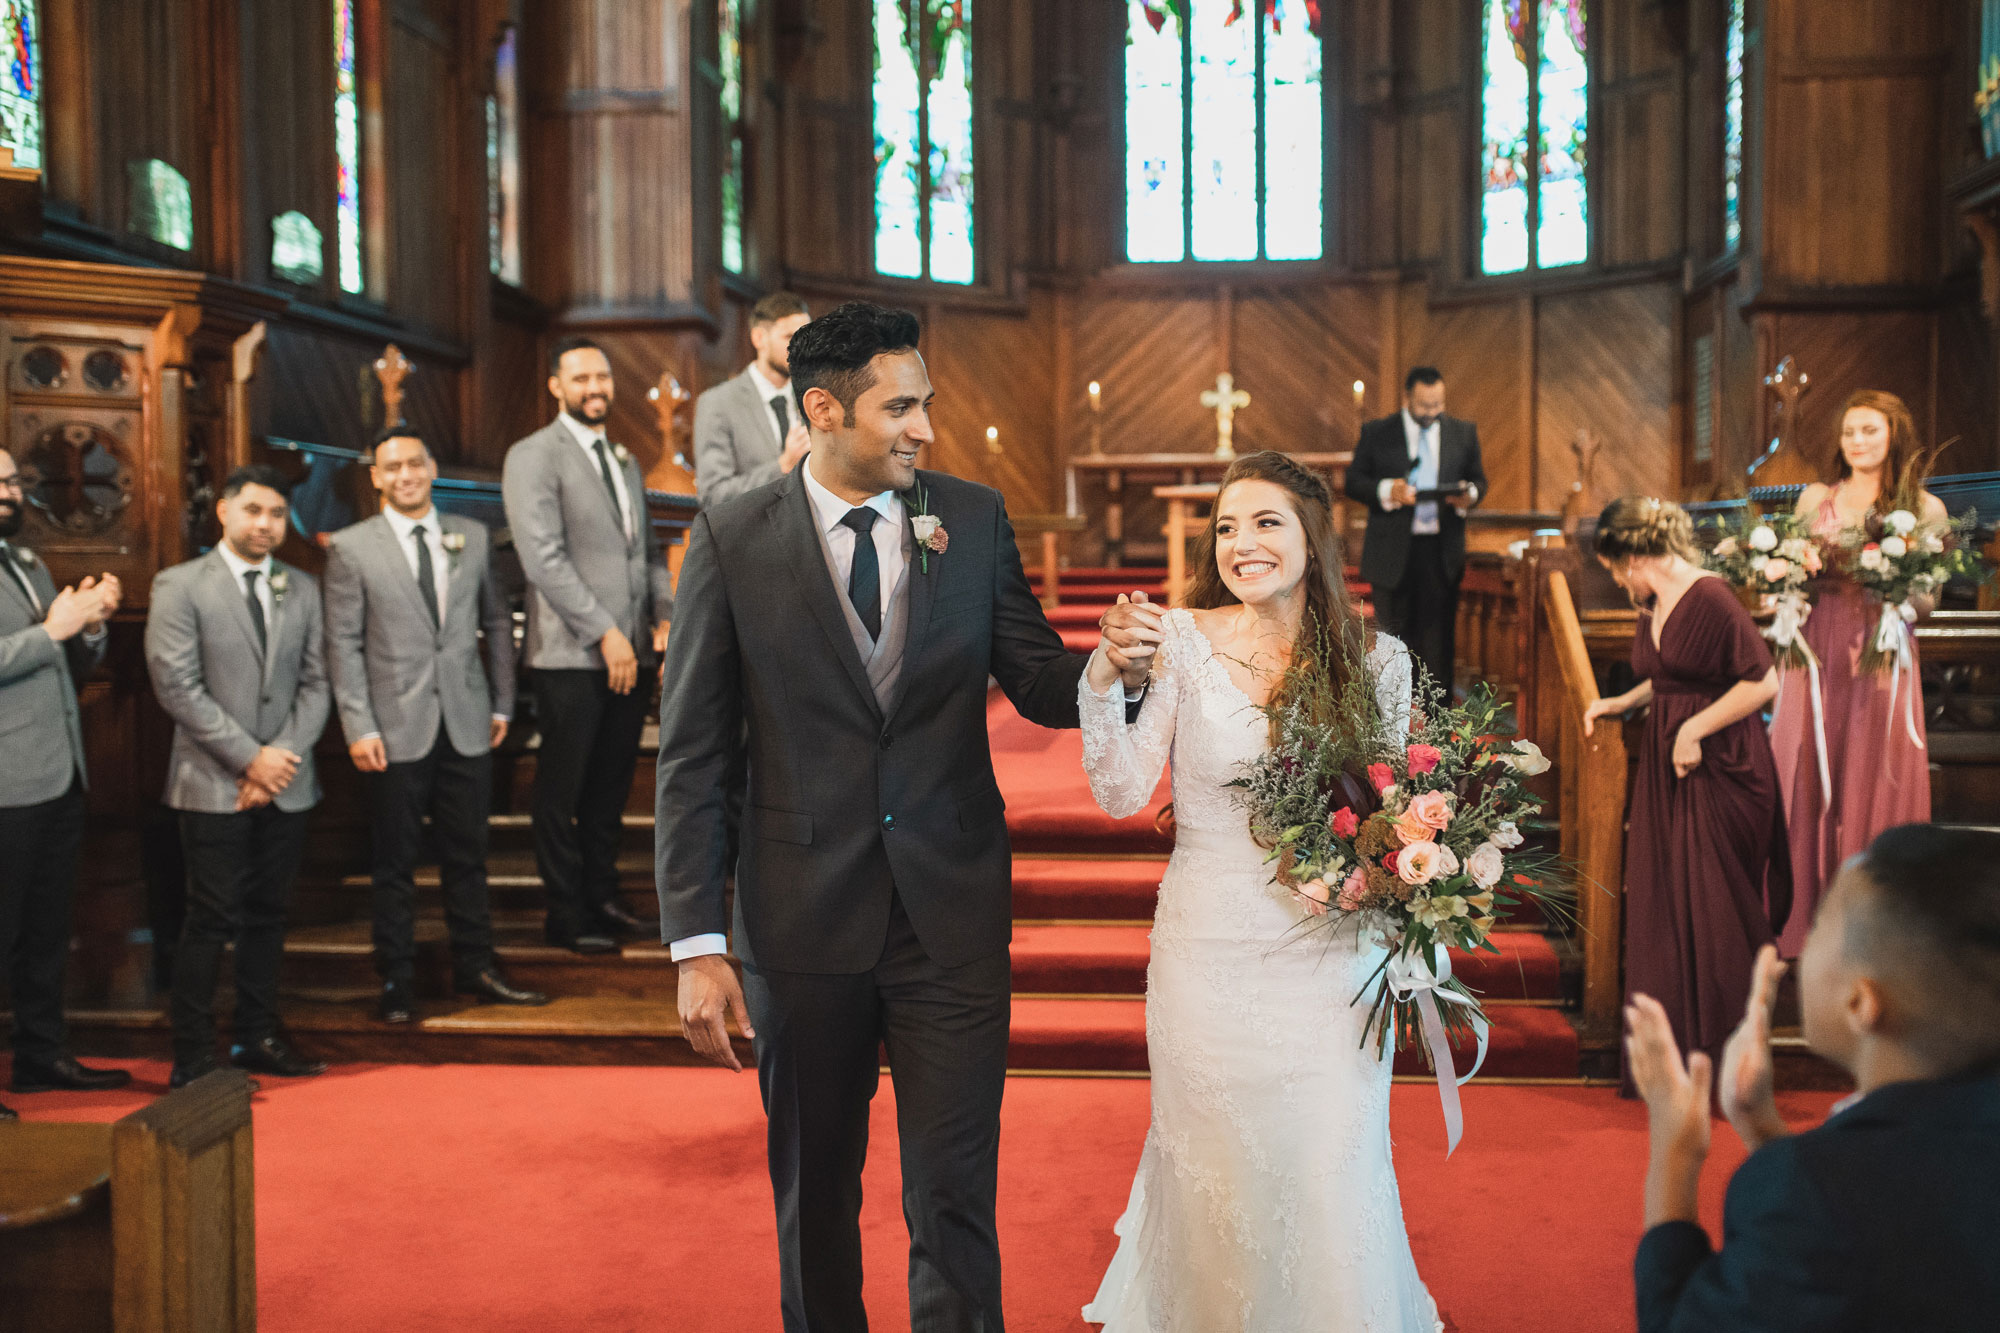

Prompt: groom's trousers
xmin=742 ymin=892 xmax=1011 ymax=1333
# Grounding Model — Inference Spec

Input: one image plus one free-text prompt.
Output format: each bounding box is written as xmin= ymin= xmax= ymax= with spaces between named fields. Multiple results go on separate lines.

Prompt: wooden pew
xmin=0 ymin=1070 xmax=256 ymax=1333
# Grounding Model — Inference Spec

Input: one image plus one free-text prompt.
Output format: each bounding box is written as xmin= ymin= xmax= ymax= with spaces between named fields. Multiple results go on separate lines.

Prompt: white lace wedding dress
xmin=1079 ymin=608 xmax=1442 ymax=1332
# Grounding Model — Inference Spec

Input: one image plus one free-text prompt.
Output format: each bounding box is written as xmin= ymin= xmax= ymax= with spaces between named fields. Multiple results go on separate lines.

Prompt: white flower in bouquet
xmin=1467 ymin=841 xmax=1505 ymax=888
xmin=1497 ymin=739 xmax=1551 ymax=776
xmin=1879 ymin=536 xmax=1908 ymax=559
xmin=1924 ymin=532 xmax=1945 ymax=554
xmin=1749 ymin=525 xmax=1779 ymax=552
xmin=1492 ymin=819 xmax=1524 ymax=849
xmin=1412 ymin=893 xmax=1470 ymax=928
xmin=1885 ymin=509 xmax=1918 ymax=537
xmin=1779 ymin=538 xmax=1812 ymax=562
xmin=1396 ymin=841 xmax=1446 ymax=886
xmin=1859 ymin=547 xmax=1886 ymax=572
xmin=1899 ymin=599 xmax=1920 ymax=624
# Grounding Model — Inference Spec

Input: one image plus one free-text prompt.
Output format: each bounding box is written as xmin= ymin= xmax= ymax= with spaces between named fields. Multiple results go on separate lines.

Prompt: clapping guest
xmin=1626 ymin=823 xmax=2000 ymax=1332
xmin=145 ymin=466 xmax=330 ymax=1088
xmin=502 ymin=338 xmax=674 ymax=953
xmin=693 ymin=291 xmax=813 ymax=507
xmin=324 ymin=431 xmax=547 ymax=1024
xmin=0 ymin=448 xmax=131 ymax=1115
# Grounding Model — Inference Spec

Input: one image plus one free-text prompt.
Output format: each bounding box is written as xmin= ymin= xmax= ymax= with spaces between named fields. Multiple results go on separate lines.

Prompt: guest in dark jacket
xmin=1625 ymin=822 xmax=2000 ymax=1333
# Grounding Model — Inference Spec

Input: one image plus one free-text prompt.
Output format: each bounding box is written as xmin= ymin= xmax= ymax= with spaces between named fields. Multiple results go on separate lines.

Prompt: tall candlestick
xmin=1352 ymin=380 xmax=1365 ymax=412
xmin=985 ymin=425 xmax=1001 ymax=455
xmin=1086 ymin=380 xmax=1104 ymax=456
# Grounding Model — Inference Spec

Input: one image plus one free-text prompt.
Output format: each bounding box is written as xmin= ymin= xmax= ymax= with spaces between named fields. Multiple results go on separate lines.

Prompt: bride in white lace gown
xmin=1078 ymin=454 xmax=1442 ymax=1332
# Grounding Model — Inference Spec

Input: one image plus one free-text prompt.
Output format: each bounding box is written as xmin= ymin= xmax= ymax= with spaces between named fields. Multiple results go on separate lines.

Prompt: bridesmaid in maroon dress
xmin=1582 ymin=498 xmax=1791 ymax=1095
xmin=1769 ymin=390 xmax=1947 ymax=956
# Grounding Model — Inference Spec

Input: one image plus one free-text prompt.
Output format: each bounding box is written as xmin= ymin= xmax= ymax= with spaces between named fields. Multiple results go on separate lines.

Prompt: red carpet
xmin=14 ymin=1060 xmax=1842 ymax=1332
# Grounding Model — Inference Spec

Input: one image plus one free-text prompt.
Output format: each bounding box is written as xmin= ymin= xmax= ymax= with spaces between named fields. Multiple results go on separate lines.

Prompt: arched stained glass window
xmin=1479 ymin=0 xmax=1589 ymax=276
xmin=0 ymin=1 xmax=40 ymax=172
xmin=719 ymin=0 xmax=745 ymax=273
xmin=335 ymin=0 xmax=364 ymax=295
xmin=1723 ymin=0 xmax=1745 ymax=250
xmin=873 ymin=0 xmax=974 ymax=285
xmin=487 ymin=25 xmax=522 ymax=285
xmin=1126 ymin=0 xmax=1324 ymax=264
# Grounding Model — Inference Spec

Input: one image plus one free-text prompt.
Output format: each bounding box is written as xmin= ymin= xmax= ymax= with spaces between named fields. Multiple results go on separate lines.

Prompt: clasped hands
xmin=1087 ymin=591 xmax=1166 ymax=696
xmin=41 ymin=572 xmax=121 ymax=642
xmin=1626 ymin=945 xmax=1791 ymax=1228
xmin=237 ymin=745 xmax=303 ymax=811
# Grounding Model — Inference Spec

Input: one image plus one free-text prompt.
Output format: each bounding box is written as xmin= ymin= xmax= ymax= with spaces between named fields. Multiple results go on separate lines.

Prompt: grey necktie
xmin=243 ymin=569 xmax=268 ymax=656
xmin=411 ymin=524 xmax=440 ymax=628
xmin=840 ymin=507 xmax=881 ymax=640
xmin=0 ymin=542 xmax=41 ymax=617
xmin=591 ymin=438 xmax=625 ymax=522
xmin=769 ymin=394 xmax=791 ymax=442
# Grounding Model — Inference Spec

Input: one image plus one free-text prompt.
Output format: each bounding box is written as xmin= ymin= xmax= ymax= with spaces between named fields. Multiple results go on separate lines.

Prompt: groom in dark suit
xmin=656 ymin=301 xmax=1157 ymax=1332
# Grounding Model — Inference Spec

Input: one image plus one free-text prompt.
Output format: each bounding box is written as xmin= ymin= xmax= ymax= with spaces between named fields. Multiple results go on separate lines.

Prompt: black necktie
xmin=840 ymin=507 xmax=881 ymax=640
xmin=0 ymin=543 xmax=40 ymax=617
xmin=769 ymin=394 xmax=791 ymax=442
xmin=243 ymin=569 xmax=268 ymax=656
xmin=411 ymin=524 xmax=440 ymax=628
xmin=591 ymin=438 xmax=624 ymax=524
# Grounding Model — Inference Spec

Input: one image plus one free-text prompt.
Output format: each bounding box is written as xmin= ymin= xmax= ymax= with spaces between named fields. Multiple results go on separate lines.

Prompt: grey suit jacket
xmin=144 ymin=550 xmax=329 ymax=814
xmin=323 ymin=512 xmax=517 ymax=764
xmin=0 ymin=547 xmax=105 ymax=808
xmin=501 ymin=419 xmax=675 ymax=671
xmin=693 ymin=368 xmax=798 ymax=508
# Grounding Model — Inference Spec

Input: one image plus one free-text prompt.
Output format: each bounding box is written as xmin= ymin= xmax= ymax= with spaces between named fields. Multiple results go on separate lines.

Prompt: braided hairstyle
xmin=1592 ymin=495 xmax=1698 ymax=565
xmin=1184 ymin=450 xmax=1370 ymax=724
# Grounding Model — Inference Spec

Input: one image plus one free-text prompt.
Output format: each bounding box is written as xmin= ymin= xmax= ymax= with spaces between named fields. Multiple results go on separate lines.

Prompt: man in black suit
xmin=656 ymin=301 xmax=1158 ymax=1332
xmin=1342 ymin=366 xmax=1487 ymax=694
xmin=1626 ymin=823 xmax=2000 ymax=1333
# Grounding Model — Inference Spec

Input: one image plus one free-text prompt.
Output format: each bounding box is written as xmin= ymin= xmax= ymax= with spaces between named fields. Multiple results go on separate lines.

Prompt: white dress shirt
xmin=668 ymin=456 xmax=911 ymax=964
xmin=216 ymin=541 xmax=276 ymax=627
xmin=1375 ymin=410 xmax=1478 ymax=535
xmin=555 ymin=410 xmax=636 ymax=542
xmin=381 ymin=504 xmax=451 ymax=627
xmin=745 ymin=360 xmax=802 ymax=450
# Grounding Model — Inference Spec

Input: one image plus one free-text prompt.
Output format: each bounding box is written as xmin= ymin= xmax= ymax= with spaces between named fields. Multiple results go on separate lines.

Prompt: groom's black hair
xmin=789 ymin=301 xmax=922 ymax=428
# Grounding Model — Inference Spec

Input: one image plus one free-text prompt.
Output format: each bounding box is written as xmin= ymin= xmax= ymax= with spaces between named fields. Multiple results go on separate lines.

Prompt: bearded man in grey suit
xmin=693 ymin=291 xmax=812 ymax=507
xmin=145 ymin=465 xmax=330 ymax=1089
xmin=0 ymin=447 xmax=131 ymax=1115
xmin=502 ymin=337 xmax=675 ymax=953
xmin=324 ymin=430 xmax=548 ymax=1024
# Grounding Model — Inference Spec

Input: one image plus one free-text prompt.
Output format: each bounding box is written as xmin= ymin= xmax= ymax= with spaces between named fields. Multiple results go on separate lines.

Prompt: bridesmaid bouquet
xmin=1704 ymin=510 xmax=1826 ymax=669
xmin=1227 ymin=642 xmax=1572 ymax=1080
xmin=1839 ymin=509 xmax=1985 ymax=675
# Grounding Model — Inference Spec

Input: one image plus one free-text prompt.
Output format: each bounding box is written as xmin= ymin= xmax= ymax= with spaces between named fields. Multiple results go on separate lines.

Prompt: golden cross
xmin=373 ymin=344 xmax=412 ymax=430
xmin=1199 ymin=372 xmax=1250 ymax=460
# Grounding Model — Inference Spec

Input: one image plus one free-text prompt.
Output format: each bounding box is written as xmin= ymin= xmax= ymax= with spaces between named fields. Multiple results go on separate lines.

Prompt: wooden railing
xmin=1543 ymin=570 xmax=1628 ymax=1046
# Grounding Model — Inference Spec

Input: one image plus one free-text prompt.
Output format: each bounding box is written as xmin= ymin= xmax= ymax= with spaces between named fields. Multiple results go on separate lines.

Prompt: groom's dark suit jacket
xmin=656 ymin=466 xmax=1096 ymax=973
xmin=1634 ymin=1062 xmax=2000 ymax=1333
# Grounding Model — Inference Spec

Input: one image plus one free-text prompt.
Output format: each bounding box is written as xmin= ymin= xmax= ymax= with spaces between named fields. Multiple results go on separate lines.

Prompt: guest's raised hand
xmin=1625 ymin=993 xmax=1712 ymax=1164
xmin=677 ymin=954 xmax=756 ymax=1071
xmin=84 ymin=572 xmax=122 ymax=625
xmin=1720 ymin=945 xmax=1791 ymax=1152
xmin=40 ymin=585 xmax=97 ymax=642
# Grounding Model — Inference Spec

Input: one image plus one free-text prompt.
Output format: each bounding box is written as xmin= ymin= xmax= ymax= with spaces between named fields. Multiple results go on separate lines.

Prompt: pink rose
xmin=1803 ymin=546 xmax=1823 ymax=574
xmin=1296 ymin=878 xmax=1331 ymax=917
xmin=1466 ymin=841 xmax=1505 ymax=888
xmin=1396 ymin=841 xmax=1443 ymax=886
xmin=1367 ymin=763 xmax=1395 ymax=794
xmin=1394 ymin=809 xmax=1433 ymax=847
xmin=1337 ymin=868 xmax=1367 ymax=912
xmin=1405 ymin=744 xmax=1442 ymax=775
xmin=1407 ymin=789 xmax=1455 ymax=832
xmin=1330 ymin=806 xmax=1359 ymax=838
xmin=1761 ymin=557 xmax=1791 ymax=583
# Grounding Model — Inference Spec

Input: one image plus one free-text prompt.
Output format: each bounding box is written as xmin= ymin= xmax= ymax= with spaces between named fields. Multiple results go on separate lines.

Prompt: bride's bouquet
xmin=1703 ymin=510 xmax=1826 ymax=669
xmin=1838 ymin=508 xmax=1984 ymax=675
xmin=1226 ymin=635 xmax=1572 ymax=1090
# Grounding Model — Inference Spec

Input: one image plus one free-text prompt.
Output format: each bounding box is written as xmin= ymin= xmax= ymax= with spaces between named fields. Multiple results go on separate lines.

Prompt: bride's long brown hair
xmin=1183 ymin=451 xmax=1371 ymax=730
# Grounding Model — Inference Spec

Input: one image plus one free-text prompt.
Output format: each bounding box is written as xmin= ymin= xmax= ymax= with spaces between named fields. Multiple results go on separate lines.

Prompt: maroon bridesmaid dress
xmin=1620 ymin=576 xmax=1792 ymax=1095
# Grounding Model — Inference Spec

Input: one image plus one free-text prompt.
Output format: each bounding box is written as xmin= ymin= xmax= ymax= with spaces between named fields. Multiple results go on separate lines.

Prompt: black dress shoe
xmin=456 ymin=969 xmax=551 ymax=1006
xmin=380 ymin=979 xmax=416 ymax=1025
xmin=229 ymin=1035 xmax=328 ymax=1078
xmin=169 ymin=1058 xmax=261 ymax=1093
xmin=597 ymin=901 xmax=654 ymax=938
xmin=549 ymin=932 xmax=618 ymax=955
xmin=9 ymin=1055 xmax=134 ymax=1093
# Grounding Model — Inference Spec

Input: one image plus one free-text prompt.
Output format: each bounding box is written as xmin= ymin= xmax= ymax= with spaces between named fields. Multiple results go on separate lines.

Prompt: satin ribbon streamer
xmin=1387 ymin=944 xmax=1489 ymax=1156
xmin=1875 ymin=600 xmax=1926 ymax=752
xmin=1768 ymin=594 xmax=1833 ymax=805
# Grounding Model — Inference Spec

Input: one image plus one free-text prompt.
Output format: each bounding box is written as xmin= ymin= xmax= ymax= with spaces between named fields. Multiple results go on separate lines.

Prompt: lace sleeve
xmin=1078 ymin=614 xmax=1183 ymax=820
xmin=1371 ymin=634 xmax=1414 ymax=736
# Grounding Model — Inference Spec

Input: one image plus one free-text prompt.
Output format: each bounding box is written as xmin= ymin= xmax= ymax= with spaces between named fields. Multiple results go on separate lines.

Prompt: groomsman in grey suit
xmin=693 ymin=291 xmax=812 ymax=507
xmin=0 ymin=448 xmax=132 ymax=1115
xmin=145 ymin=465 xmax=330 ymax=1088
xmin=502 ymin=337 xmax=675 ymax=953
xmin=325 ymin=430 xmax=548 ymax=1024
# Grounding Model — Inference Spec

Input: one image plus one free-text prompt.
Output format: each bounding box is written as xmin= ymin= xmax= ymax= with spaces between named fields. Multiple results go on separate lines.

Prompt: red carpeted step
xmin=1011 ymin=924 xmax=1150 ymax=993
xmin=1007 ymin=997 xmax=1579 ymax=1077
xmin=1452 ymin=933 xmax=1562 ymax=1000
xmin=1012 ymin=858 xmax=1163 ymax=919
xmin=1057 ymin=626 xmax=1103 ymax=653
xmin=993 ymin=696 xmax=1173 ymax=853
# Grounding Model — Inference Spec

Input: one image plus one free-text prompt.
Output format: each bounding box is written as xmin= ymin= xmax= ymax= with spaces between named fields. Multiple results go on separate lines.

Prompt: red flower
xmin=1367 ymin=763 xmax=1395 ymax=794
xmin=1383 ymin=848 xmax=1401 ymax=875
xmin=1513 ymin=873 xmax=1539 ymax=886
xmin=1405 ymin=744 xmax=1442 ymax=775
xmin=1330 ymin=806 xmax=1359 ymax=838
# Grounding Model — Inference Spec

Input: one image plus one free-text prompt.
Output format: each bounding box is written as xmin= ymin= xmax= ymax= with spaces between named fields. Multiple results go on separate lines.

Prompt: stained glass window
xmin=1128 ymin=0 xmax=1324 ymax=264
xmin=271 ymin=211 xmax=324 ymax=285
xmin=1478 ymin=0 xmax=1589 ymax=276
xmin=127 ymin=159 xmax=192 ymax=251
xmin=488 ymin=25 xmax=522 ymax=284
xmin=335 ymin=0 xmax=364 ymax=295
xmin=872 ymin=0 xmax=974 ymax=285
xmin=719 ymin=0 xmax=745 ymax=273
xmin=1723 ymin=0 xmax=1745 ymax=249
xmin=0 ymin=1 xmax=39 ymax=172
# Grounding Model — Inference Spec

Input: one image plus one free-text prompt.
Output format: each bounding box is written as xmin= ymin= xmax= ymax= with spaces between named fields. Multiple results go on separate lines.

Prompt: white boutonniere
xmin=612 ymin=443 xmax=633 ymax=465
xmin=267 ymin=568 xmax=290 ymax=605
xmin=14 ymin=546 xmax=33 ymax=567
xmin=900 ymin=482 xmax=947 ymax=573
xmin=440 ymin=530 xmax=467 ymax=568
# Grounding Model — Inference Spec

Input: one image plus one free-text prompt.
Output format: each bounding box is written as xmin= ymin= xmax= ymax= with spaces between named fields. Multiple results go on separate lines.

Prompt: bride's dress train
xmin=1078 ymin=608 xmax=1442 ymax=1332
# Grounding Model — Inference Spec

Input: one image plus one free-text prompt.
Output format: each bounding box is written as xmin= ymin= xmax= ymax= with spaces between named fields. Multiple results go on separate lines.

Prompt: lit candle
xmin=1088 ymin=381 xmax=1102 ymax=412
xmin=1352 ymin=380 xmax=1365 ymax=411
xmin=985 ymin=425 xmax=1001 ymax=454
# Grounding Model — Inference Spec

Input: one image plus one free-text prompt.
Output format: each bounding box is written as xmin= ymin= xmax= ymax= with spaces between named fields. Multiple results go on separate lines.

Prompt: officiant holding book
xmin=1344 ymin=366 xmax=1487 ymax=695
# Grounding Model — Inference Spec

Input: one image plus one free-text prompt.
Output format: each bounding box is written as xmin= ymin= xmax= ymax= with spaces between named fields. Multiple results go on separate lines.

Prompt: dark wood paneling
xmin=387 ymin=4 xmax=468 ymax=335
xmin=1537 ymin=281 xmax=1679 ymax=511
xmin=238 ymin=0 xmax=336 ymax=292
